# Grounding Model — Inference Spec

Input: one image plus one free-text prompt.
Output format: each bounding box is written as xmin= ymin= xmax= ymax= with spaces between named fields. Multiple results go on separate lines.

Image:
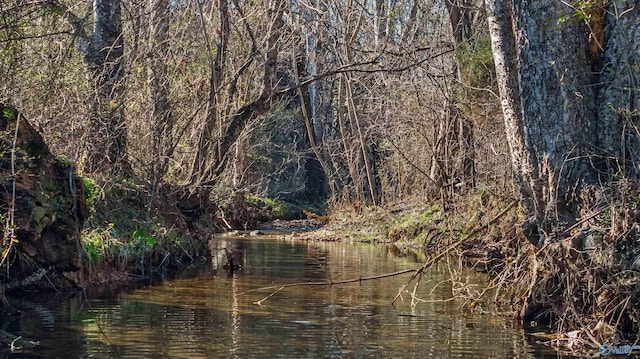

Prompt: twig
xmin=10 ymin=336 xmax=22 ymax=352
xmin=240 ymin=268 xmax=417 ymax=299
xmin=254 ymin=285 xmax=286 ymax=305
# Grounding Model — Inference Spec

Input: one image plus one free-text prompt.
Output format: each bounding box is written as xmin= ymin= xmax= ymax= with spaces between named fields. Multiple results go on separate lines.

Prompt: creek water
xmin=4 ymin=233 xmax=569 ymax=358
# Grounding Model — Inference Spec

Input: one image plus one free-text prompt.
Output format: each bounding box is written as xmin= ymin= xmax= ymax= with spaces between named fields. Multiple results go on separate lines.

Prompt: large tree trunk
xmin=597 ymin=1 xmax=640 ymax=179
xmin=486 ymin=0 xmax=638 ymax=245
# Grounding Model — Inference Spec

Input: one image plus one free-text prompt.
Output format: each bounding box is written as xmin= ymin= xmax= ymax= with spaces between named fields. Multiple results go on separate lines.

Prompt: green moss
xmin=81 ymin=176 xmax=99 ymax=215
xmin=1 ymin=104 xmax=17 ymax=121
xmin=31 ymin=206 xmax=50 ymax=233
xmin=246 ymin=195 xmax=298 ymax=220
xmin=57 ymin=155 xmax=72 ymax=169
xmin=388 ymin=205 xmax=443 ymax=244
xmin=32 ymin=206 xmax=46 ymax=222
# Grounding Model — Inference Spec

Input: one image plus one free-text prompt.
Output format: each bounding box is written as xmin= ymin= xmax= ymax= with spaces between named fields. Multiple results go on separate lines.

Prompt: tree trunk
xmin=147 ymin=0 xmax=173 ymax=218
xmin=485 ymin=0 xmax=621 ymax=245
xmin=445 ymin=0 xmax=472 ymax=44
xmin=83 ymin=0 xmax=128 ymax=174
xmin=294 ymin=43 xmax=334 ymax=199
xmin=190 ymin=0 xmax=230 ymax=186
xmin=438 ymin=0 xmax=477 ymax=195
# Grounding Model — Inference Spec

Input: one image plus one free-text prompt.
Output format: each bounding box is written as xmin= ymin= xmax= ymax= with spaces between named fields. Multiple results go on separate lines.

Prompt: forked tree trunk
xmin=189 ymin=0 xmax=287 ymax=188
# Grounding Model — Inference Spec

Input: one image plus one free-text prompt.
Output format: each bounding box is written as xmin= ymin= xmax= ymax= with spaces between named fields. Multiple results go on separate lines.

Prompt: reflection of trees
xmin=29 ymin=237 xmax=531 ymax=357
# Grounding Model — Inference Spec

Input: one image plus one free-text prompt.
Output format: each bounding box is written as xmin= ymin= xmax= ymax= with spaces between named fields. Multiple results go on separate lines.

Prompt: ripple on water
xmin=11 ymin=236 xmax=565 ymax=358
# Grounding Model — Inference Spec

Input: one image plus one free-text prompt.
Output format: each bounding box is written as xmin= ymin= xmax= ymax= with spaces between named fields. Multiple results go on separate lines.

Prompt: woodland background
xmin=2 ymin=0 xmax=640 ymax=351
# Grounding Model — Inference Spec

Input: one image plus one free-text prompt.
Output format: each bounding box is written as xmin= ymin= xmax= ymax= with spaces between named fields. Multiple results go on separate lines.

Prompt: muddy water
xmin=5 ymin=234 xmax=566 ymax=358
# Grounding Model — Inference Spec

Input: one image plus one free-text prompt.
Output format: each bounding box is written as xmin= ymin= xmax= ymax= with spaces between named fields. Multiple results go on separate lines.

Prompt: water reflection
xmin=5 ymin=235 xmax=575 ymax=358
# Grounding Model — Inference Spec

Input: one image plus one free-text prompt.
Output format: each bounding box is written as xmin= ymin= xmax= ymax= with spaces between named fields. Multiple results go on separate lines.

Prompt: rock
xmin=0 ymin=104 xmax=87 ymax=292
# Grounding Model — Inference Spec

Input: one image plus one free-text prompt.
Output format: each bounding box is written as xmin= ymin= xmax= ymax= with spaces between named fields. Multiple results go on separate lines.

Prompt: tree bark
xmin=147 ymin=0 xmax=173 ymax=217
xmin=486 ymin=0 xmax=609 ymax=245
xmin=445 ymin=0 xmax=473 ymax=44
xmin=83 ymin=0 xmax=128 ymax=174
xmin=190 ymin=0 xmax=230 ymax=185
xmin=294 ymin=43 xmax=334 ymax=199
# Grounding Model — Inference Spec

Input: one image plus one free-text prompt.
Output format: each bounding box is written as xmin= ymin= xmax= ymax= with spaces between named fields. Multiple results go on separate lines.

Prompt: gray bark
xmin=147 ymin=0 xmax=173 ymax=217
xmin=486 ymin=0 xmax=640 ymax=245
xmin=597 ymin=1 xmax=640 ymax=177
xmin=84 ymin=0 xmax=128 ymax=174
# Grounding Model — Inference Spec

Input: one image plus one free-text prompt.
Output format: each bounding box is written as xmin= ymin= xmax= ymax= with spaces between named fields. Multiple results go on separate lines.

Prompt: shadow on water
xmin=3 ymin=234 xmax=585 ymax=358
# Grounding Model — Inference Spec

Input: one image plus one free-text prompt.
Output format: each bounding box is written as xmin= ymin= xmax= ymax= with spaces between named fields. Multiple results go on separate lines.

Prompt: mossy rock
xmin=0 ymin=104 xmax=87 ymax=291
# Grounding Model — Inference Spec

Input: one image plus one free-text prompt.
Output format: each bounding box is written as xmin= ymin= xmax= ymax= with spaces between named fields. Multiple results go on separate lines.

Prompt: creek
xmin=4 ymin=232 xmax=570 ymax=358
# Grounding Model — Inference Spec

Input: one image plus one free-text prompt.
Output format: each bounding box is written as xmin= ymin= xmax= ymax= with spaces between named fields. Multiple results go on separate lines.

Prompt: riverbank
xmin=5 ymin=165 xmax=638 ymax=356
xmin=286 ymin=189 xmax=640 ymax=356
xmin=292 ymin=193 xmax=521 ymax=272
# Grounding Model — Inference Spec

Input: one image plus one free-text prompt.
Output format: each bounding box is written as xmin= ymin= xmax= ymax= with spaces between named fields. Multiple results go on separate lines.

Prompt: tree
xmin=188 ymin=0 xmax=288 ymax=188
xmin=486 ymin=0 xmax=640 ymax=343
xmin=485 ymin=0 xmax=612 ymax=246
xmin=83 ymin=0 xmax=129 ymax=174
xmin=147 ymin=0 xmax=174 ymax=216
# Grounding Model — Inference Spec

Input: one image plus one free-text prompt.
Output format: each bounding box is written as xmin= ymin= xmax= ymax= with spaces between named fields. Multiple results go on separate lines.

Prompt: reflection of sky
xmin=15 ymin=236 xmax=546 ymax=358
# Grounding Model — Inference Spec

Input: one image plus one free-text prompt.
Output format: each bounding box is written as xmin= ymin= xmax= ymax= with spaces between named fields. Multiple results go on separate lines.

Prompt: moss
xmin=81 ymin=176 xmax=99 ymax=216
xmin=56 ymin=155 xmax=72 ymax=169
xmin=1 ymin=104 xmax=17 ymax=123
xmin=246 ymin=195 xmax=300 ymax=220
xmin=31 ymin=206 xmax=50 ymax=234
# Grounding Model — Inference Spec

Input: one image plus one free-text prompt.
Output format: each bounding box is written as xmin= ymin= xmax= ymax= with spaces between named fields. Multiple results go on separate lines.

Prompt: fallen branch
xmin=243 ymin=268 xmax=417 ymax=305
xmin=243 ymin=200 xmax=518 ymax=305
xmin=392 ymin=199 xmax=518 ymax=306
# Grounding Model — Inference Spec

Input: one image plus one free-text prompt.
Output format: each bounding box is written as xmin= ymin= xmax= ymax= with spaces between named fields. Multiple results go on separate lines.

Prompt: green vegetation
xmin=389 ymin=205 xmax=444 ymax=245
xmin=246 ymin=195 xmax=293 ymax=219
xmin=456 ymin=36 xmax=495 ymax=88
xmin=79 ymin=177 xmax=208 ymax=284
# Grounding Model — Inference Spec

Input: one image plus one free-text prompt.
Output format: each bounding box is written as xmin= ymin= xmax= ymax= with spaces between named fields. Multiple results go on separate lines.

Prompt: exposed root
xmin=483 ymin=180 xmax=640 ymax=354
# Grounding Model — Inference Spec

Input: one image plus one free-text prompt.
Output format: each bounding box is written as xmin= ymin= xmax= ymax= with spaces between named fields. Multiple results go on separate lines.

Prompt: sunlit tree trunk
xmin=345 ymin=72 xmax=379 ymax=205
xmin=337 ymin=75 xmax=364 ymax=203
xmin=374 ymin=0 xmax=386 ymax=47
xmin=485 ymin=0 xmax=613 ymax=245
xmin=294 ymin=42 xmax=334 ymax=199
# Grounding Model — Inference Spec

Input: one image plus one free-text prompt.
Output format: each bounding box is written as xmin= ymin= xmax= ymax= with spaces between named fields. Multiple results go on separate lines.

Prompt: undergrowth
xmin=76 ymin=176 xmax=208 ymax=285
xmin=300 ymin=183 xmax=640 ymax=354
xmin=488 ymin=179 xmax=640 ymax=352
